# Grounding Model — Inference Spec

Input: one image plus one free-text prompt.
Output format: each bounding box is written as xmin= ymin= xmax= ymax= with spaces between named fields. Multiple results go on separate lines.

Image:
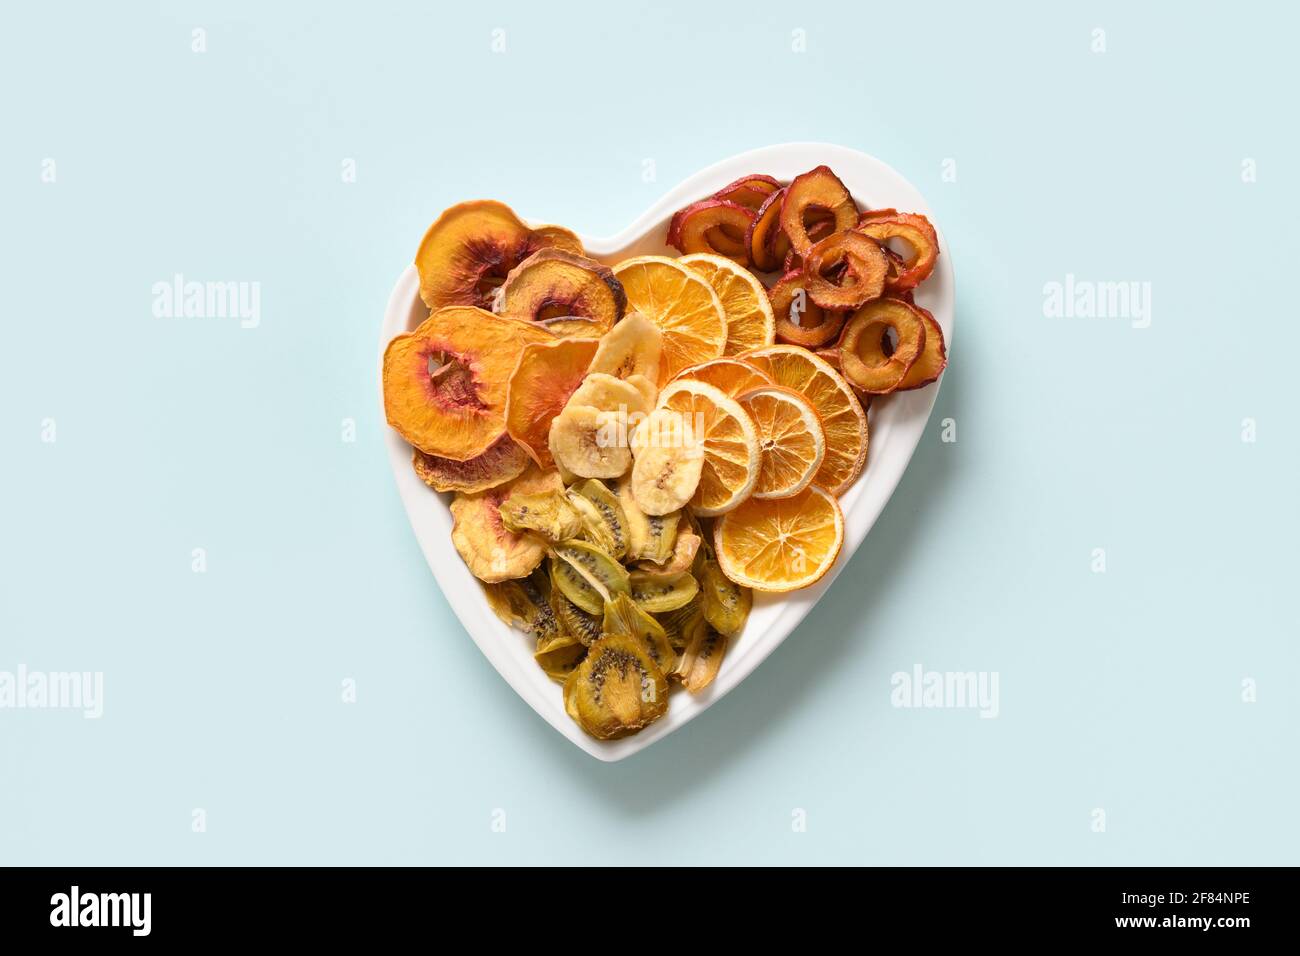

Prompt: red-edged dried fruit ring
xmin=712 ymin=174 xmax=782 ymax=209
xmin=855 ymin=211 xmax=939 ymax=290
xmin=803 ymin=231 xmax=888 ymax=311
xmin=838 ymin=298 xmax=927 ymax=394
xmin=781 ymin=216 xmax=837 ymax=272
xmin=779 ymin=165 xmax=858 ymax=255
xmin=768 ymin=270 xmax=848 ymax=349
xmin=667 ymin=198 xmax=756 ymax=265
xmin=894 ymin=303 xmax=947 ymax=391
xmin=746 ymin=188 xmax=786 ymax=272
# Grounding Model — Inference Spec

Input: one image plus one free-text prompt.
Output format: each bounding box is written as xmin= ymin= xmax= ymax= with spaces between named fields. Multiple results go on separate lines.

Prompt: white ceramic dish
xmin=379 ymin=143 xmax=955 ymax=761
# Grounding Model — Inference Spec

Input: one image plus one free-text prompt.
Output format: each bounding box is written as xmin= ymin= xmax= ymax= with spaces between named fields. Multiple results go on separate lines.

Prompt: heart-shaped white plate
xmin=380 ymin=143 xmax=954 ymax=761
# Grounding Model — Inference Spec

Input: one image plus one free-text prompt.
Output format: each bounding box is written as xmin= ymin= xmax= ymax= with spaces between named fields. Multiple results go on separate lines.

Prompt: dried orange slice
xmin=713 ymin=486 xmax=844 ymax=592
xmin=679 ymin=253 xmax=776 ymax=356
xmin=743 ymin=346 xmax=867 ymax=496
xmin=672 ymin=357 xmax=772 ymax=398
xmin=737 ymin=387 xmax=826 ymax=499
xmin=655 ymin=379 xmax=760 ymax=516
xmin=611 ymin=256 xmax=727 ymax=385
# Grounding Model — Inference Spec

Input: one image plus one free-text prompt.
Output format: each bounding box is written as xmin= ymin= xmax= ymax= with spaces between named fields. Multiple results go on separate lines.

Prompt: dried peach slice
xmin=671 ymin=357 xmax=772 ymax=398
xmin=499 ymin=249 xmax=626 ymax=333
xmin=383 ymin=306 xmax=553 ymax=461
xmin=711 ymin=173 xmax=782 ymax=209
xmin=450 ymin=466 xmax=563 ymax=582
xmin=895 ymin=304 xmax=948 ymax=391
xmin=768 ymin=271 xmax=847 ymax=349
xmin=667 ymin=199 xmax=756 ymax=265
xmin=779 ymin=165 xmax=858 ymax=255
xmin=803 ymin=231 xmax=888 ymax=311
xmin=855 ymin=211 xmax=939 ymax=291
xmin=744 ymin=345 xmax=867 ymax=496
xmin=412 ymin=434 xmax=529 ymax=494
xmin=838 ymin=298 xmax=927 ymax=394
xmin=415 ymin=200 xmax=582 ymax=310
xmin=505 ymin=337 xmax=599 ymax=468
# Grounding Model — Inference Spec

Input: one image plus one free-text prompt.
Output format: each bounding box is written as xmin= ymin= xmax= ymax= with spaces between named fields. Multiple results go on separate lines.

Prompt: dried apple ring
xmin=746 ymin=188 xmax=786 ymax=272
xmin=712 ymin=173 xmax=782 ymax=209
xmin=781 ymin=215 xmax=837 ymax=272
xmin=667 ymin=199 xmax=756 ymax=265
xmin=779 ymin=165 xmax=858 ymax=255
xmin=855 ymin=211 xmax=939 ymax=291
xmin=895 ymin=304 xmax=947 ymax=391
xmin=768 ymin=271 xmax=847 ymax=349
xmin=838 ymin=298 xmax=927 ymax=394
xmin=803 ymin=231 xmax=888 ymax=311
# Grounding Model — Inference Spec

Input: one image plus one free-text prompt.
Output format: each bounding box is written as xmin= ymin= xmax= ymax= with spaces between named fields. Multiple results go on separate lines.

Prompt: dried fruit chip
xmin=563 ymin=633 xmax=669 ymax=739
xmin=803 ymin=231 xmax=888 ymax=311
xmin=679 ymin=252 xmax=776 ymax=356
xmin=671 ymin=357 xmax=773 ymax=398
xmin=612 ymin=256 xmax=727 ymax=385
xmin=588 ymin=313 xmax=663 ymax=384
xmin=383 ymin=306 xmax=553 ymax=461
xmin=411 ymin=434 xmax=529 ymax=494
xmin=711 ymin=173 xmax=782 ymax=209
xmin=675 ymin=622 xmax=727 ymax=694
xmin=895 ymin=304 xmax=948 ymax=391
xmin=603 ymin=593 xmax=678 ymax=676
xmin=505 ymin=337 xmax=599 ymax=468
xmin=629 ymin=407 xmax=706 ymax=516
xmin=768 ymin=270 xmax=847 ymax=349
xmin=499 ymin=248 xmax=626 ymax=332
xmin=779 ymin=165 xmax=858 ymax=255
xmin=714 ymin=485 xmax=844 ymax=592
xmin=737 ymin=386 xmax=826 ymax=499
xmin=838 ymin=298 xmax=927 ymax=394
xmin=743 ymin=346 xmax=867 ymax=496
xmin=415 ymin=200 xmax=582 ymax=310
xmin=855 ymin=211 xmax=939 ymax=291
xmin=450 ymin=467 xmax=563 ymax=582
xmin=745 ymin=187 xmax=787 ymax=272
xmin=654 ymin=378 xmax=761 ymax=517
xmin=667 ymin=199 xmax=756 ymax=265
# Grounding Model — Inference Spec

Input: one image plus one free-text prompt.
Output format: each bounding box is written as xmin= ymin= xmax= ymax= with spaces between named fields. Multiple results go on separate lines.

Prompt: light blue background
xmin=2 ymin=1 xmax=1296 ymax=865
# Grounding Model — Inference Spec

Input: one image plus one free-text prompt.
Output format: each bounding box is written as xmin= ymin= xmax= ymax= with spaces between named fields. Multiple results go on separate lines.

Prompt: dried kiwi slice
xmin=676 ymin=622 xmax=727 ymax=693
xmin=482 ymin=568 xmax=561 ymax=642
xmin=567 ymin=479 xmax=629 ymax=560
xmin=562 ymin=633 xmax=669 ymax=740
xmin=551 ymin=588 xmax=603 ymax=646
xmin=656 ymin=597 xmax=706 ymax=652
xmin=500 ymin=490 xmax=583 ymax=542
xmin=603 ymin=593 xmax=677 ymax=677
xmin=552 ymin=539 xmax=630 ymax=601
xmin=698 ymin=547 xmax=752 ymax=637
xmin=549 ymin=553 xmax=605 ymax=616
xmin=534 ymin=631 xmax=587 ymax=683
xmin=629 ymin=571 xmax=699 ymax=614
